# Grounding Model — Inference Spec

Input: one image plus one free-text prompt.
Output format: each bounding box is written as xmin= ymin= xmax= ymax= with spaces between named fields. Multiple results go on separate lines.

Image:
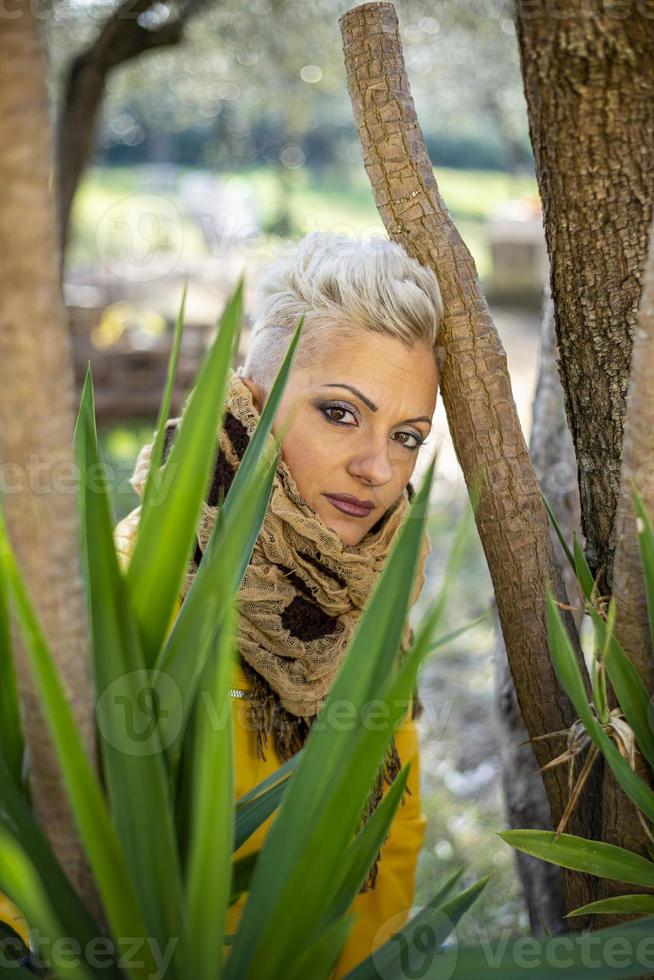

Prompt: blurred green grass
xmin=67 ymin=164 xmax=538 ymax=281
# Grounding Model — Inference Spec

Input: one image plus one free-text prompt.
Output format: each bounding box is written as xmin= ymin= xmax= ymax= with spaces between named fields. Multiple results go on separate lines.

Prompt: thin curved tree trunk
xmin=0 ymin=9 xmax=98 ymax=909
xmin=494 ymin=286 xmax=580 ymax=935
xmin=513 ymin=0 xmax=654 ymax=601
xmin=339 ymin=1 xmax=595 ymax=916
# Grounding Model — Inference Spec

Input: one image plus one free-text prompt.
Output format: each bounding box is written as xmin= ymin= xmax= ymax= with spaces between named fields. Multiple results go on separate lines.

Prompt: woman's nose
xmin=347 ymin=440 xmax=394 ymax=487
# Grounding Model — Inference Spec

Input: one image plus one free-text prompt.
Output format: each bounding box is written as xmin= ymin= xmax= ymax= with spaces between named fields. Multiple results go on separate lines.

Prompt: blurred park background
xmin=50 ymin=0 xmax=549 ymax=943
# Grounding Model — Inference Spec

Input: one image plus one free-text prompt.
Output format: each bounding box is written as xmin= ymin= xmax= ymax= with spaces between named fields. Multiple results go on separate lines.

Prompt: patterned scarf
xmin=129 ymin=369 xmax=431 ymax=889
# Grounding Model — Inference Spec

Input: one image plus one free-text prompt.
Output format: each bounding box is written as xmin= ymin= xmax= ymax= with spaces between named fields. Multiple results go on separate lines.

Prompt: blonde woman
xmin=115 ymin=231 xmax=444 ymax=976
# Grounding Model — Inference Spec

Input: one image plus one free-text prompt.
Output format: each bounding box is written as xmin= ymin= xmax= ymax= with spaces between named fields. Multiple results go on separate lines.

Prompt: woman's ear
xmin=241 ymin=375 xmax=265 ymax=412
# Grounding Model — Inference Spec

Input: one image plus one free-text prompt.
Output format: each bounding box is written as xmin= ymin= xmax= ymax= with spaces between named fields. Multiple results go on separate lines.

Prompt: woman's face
xmin=242 ymin=328 xmax=439 ymax=546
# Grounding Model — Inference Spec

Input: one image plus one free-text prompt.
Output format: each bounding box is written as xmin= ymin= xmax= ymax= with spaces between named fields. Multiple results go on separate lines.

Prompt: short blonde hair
xmin=241 ymin=232 xmax=445 ymax=392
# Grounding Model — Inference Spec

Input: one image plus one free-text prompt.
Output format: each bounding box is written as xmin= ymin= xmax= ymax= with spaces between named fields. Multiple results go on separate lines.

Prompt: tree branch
xmin=57 ymin=0 xmax=212 ymax=251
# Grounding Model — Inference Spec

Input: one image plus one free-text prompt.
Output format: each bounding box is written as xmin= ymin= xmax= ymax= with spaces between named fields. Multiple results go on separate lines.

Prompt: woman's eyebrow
xmin=321 ymin=383 xmax=378 ymax=411
xmin=319 ymin=383 xmax=432 ymax=426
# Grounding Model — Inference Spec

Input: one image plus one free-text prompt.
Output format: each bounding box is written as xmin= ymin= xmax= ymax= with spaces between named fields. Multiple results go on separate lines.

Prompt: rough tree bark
xmin=612 ymin=214 xmax=654 ymax=692
xmin=528 ymin=289 xmax=584 ymax=638
xmin=339 ymin=1 xmax=596 ymax=917
xmin=0 ymin=9 xmax=98 ymax=909
xmin=514 ymin=1 xmax=654 ymax=915
xmin=494 ymin=285 xmax=580 ymax=935
xmin=513 ymin=1 xmax=654 ymax=601
xmin=57 ymin=0 xmax=210 ymax=251
xmin=597 ymin=215 xmax=654 ymax=913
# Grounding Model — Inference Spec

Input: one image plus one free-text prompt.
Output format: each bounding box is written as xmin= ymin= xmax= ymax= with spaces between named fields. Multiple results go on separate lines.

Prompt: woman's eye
xmin=320 ymin=403 xmax=424 ymax=450
xmin=321 ymin=404 xmax=357 ymax=425
xmin=393 ymin=431 xmax=423 ymax=451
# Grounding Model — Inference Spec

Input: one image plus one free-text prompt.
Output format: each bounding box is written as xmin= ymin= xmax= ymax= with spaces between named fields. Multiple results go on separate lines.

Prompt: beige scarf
xmin=130 ymin=369 xmax=431 ymax=888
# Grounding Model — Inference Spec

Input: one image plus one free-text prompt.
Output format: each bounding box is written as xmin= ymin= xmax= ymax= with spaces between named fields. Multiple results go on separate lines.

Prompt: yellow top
xmin=0 ymin=894 xmax=28 ymax=947
xmin=0 ymin=507 xmax=428 ymax=976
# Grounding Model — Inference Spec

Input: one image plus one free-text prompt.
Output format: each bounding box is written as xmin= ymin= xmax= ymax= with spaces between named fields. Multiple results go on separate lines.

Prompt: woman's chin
xmin=317 ymin=508 xmax=369 ymax=547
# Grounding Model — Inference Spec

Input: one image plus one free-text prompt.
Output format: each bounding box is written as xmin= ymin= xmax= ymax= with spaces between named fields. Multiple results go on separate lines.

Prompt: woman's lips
xmin=324 ymin=494 xmax=374 ymax=518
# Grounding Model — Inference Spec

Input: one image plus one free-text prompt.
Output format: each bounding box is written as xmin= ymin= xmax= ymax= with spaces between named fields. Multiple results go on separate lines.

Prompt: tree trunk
xmin=528 ymin=289 xmax=584 ymax=634
xmin=595 ymin=214 xmax=654 ymax=917
xmin=514 ymin=0 xmax=654 ymax=919
xmin=0 ymin=8 xmax=98 ymax=908
xmin=612 ymin=214 xmax=654 ymax=691
xmin=494 ymin=286 xmax=580 ymax=936
xmin=339 ymin=1 xmax=595 ymax=917
xmin=513 ymin=0 xmax=654 ymax=601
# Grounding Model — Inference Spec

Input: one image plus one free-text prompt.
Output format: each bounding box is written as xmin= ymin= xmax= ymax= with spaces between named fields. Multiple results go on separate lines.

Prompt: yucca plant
xmin=0 ymin=279 xmax=488 ymax=979
xmin=501 ymin=489 xmax=654 ymax=921
xmin=2 ymin=281 xmax=654 ymax=979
